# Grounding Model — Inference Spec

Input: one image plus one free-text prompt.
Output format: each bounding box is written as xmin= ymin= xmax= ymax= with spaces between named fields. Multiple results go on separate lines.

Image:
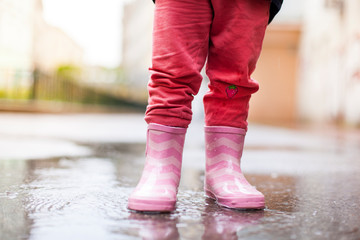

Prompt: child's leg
xmin=145 ymin=0 xmax=213 ymax=128
xmin=129 ymin=0 xmax=213 ymax=212
xmin=203 ymin=0 xmax=270 ymax=209
xmin=204 ymin=0 xmax=270 ymax=129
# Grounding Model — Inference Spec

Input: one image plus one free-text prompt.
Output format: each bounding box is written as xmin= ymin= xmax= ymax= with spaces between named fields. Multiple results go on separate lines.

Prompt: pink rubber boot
xmin=128 ymin=123 xmax=186 ymax=212
xmin=204 ymin=126 xmax=265 ymax=209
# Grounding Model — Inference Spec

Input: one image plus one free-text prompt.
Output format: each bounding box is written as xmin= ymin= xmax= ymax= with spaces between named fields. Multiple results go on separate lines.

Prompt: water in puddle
xmin=1 ymin=142 xmax=360 ymax=240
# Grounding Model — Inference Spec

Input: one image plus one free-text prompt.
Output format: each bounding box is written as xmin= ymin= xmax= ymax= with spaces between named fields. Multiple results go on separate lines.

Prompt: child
xmin=128 ymin=0 xmax=283 ymax=212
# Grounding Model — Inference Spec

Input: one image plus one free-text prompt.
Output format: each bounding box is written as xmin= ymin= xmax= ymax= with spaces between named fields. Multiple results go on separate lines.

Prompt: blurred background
xmin=0 ymin=0 xmax=359 ymax=127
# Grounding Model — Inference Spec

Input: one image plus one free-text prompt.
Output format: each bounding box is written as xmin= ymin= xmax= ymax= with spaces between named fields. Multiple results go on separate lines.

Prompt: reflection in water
xmin=126 ymin=197 xmax=265 ymax=240
xmin=128 ymin=212 xmax=179 ymax=240
xmin=202 ymin=199 xmax=264 ymax=240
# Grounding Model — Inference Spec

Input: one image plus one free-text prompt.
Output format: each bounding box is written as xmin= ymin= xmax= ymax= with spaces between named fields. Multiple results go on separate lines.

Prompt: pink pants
xmin=145 ymin=0 xmax=270 ymax=129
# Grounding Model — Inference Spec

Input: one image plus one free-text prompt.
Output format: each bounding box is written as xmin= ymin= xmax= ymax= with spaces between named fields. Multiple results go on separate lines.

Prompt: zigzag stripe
xmin=143 ymin=163 xmax=181 ymax=177
xmin=211 ymin=185 xmax=257 ymax=196
xmin=206 ymin=160 xmax=241 ymax=173
xmin=206 ymin=174 xmax=235 ymax=185
xmin=205 ymin=167 xmax=243 ymax=180
xmin=147 ymin=147 xmax=182 ymax=161
xmin=139 ymin=175 xmax=179 ymax=187
xmin=155 ymin=178 xmax=179 ymax=187
xmin=138 ymin=168 xmax=180 ymax=183
xmin=139 ymin=172 xmax=180 ymax=184
xmin=206 ymin=145 xmax=241 ymax=159
xmin=206 ymin=152 xmax=239 ymax=165
xmin=156 ymin=172 xmax=181 ymax=182
xmin=146 ymin=156 xmax=182 ymax=168
xmin=206 ymin=137 xmax=243 ymax=151
xmin=206 ymin=134 xmax=243 ymax=144
xmin=148 ymin=138 xmax=183 ymax=153
xmin=209 ymin=182 xmax=259 ymax=196
xmin=206 ymin=174 xmax=250 ymax=187
xmin=149 ymin=131 xmax=185 ymax=145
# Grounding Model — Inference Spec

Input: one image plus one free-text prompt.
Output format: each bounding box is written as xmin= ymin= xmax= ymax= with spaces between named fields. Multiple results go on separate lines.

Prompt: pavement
xmin=0 ymin=113 xmax=360 ymax=240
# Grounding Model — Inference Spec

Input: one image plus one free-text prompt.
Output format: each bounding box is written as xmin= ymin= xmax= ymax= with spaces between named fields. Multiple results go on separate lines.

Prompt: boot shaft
xmin=204 ymin=126 xmax=265 ymax=209
xmin=205 ymin=126 xmax=246 ymax=172
xmin=146 ymin=123 xmax=186 ymax=164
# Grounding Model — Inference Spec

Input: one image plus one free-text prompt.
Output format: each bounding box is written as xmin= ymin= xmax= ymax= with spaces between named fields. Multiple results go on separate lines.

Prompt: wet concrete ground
xmin=0 ymin=113 xmax=360 ymax=240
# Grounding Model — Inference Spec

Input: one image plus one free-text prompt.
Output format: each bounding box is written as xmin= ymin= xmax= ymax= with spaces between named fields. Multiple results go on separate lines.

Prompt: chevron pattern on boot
xmin=204 ymin=126 xmax=265 ymax=209
xmin=128 ymin=123 xmax=186 ymax=212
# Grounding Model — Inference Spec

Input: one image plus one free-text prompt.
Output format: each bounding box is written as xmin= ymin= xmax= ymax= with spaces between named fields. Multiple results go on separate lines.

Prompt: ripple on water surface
xmin=1 ymin=140 xmax=360 ymax=240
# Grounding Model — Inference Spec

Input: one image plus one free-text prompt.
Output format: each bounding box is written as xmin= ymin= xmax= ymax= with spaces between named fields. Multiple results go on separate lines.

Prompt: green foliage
xmin=56 ymin=65 xmax=82 ymax=82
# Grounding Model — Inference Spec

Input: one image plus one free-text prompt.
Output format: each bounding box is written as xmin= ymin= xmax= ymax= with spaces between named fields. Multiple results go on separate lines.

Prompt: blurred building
xmin=0 ymin=0 xmax=35 ymax=70
xmin=0 ymin=0 xmax=36 ymax=90
xmin=298 ymin=0 xmax=360 ymax=126
xmin=0 ymin=0 xmax=83 ymax=93
xmin=249 ymin=0 xmax=304 ymax=125
xmin=122 ymin=0 xmax=153 ymax=88
xmin=252 ymin=0 xmax=360 ymax=127
xmin=33 ymin=0 xmax=83 ymax=72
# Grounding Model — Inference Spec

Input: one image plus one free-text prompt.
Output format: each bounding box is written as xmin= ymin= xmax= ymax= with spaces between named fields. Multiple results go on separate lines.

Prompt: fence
xmin=0 ymin=68 xmax=147 ymax=112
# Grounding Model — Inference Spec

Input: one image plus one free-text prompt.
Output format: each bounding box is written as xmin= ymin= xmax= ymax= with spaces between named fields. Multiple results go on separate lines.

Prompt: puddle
xmin=1 ymin=142 xmax=360 ymax=240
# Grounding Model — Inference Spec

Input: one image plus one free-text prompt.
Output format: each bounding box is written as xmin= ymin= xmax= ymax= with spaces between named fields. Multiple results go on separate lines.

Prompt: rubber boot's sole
xmin=205 ymin=189 xmax=265 ymax=210
xmin=127 ymin=198 xmax=176 ymax=213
